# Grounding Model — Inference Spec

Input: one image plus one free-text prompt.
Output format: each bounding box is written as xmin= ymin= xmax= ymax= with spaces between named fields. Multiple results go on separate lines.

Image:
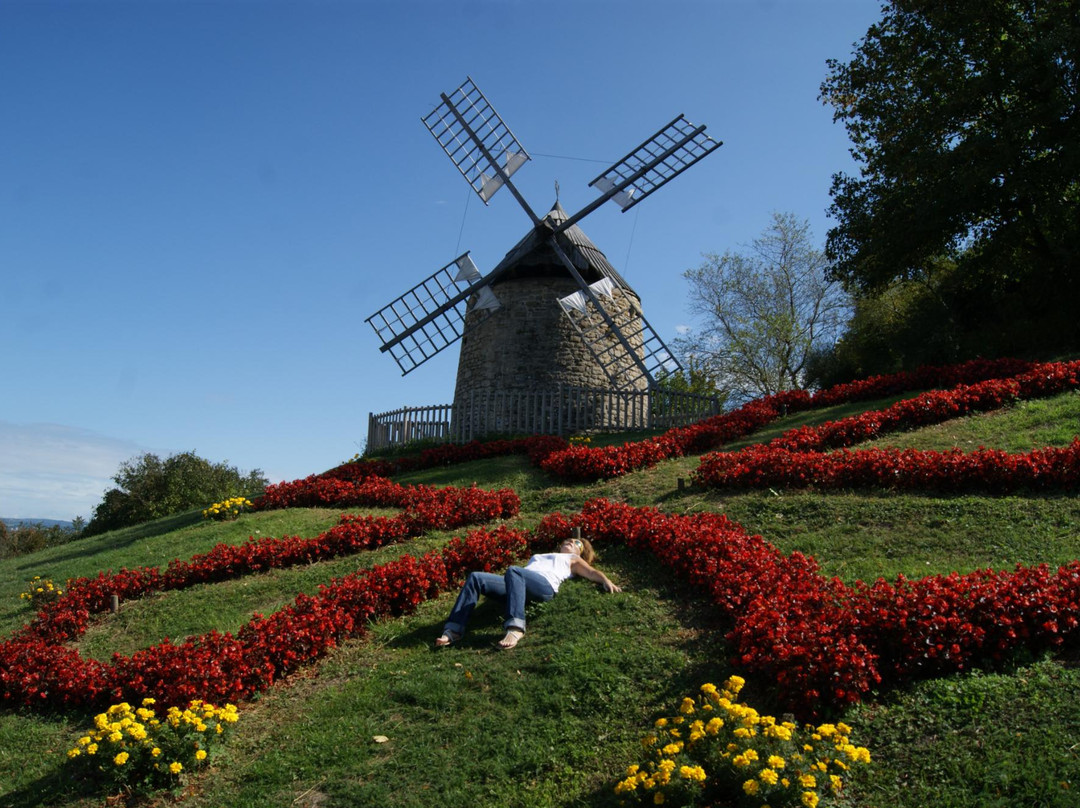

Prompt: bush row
xmin=0 ymin=481 xmax=520 ymax=708
xmin=694 ymin=360 xmax=1080 ymax=492
xmin=539 ymin=499 xmax=1080 ymax=716
xmin=537 ymin=358 xmax=1043 ymax=482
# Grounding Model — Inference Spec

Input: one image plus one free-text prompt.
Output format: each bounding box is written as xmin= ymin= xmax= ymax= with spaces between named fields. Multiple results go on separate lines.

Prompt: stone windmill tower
xmin=366 ymin=77 xmax=722 ymax=438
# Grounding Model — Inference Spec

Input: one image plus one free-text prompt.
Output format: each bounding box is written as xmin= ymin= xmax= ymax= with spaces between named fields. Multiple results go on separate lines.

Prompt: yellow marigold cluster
xmin=614 ymin=675 xmax=871 ymax=808
xmin=568 ymin=435 xmax=592 ymax=445
xmin=66 ymin=698 xmax=239 ymax=794
xmin=202 ymin=496 xmax=253 ymax=520
xmin=19 ymin=575 xmax=63 ymax=607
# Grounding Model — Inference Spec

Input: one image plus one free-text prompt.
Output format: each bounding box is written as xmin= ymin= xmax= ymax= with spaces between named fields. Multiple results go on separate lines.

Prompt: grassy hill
xmin=2 ymin=386 xmax=1079 ymax=808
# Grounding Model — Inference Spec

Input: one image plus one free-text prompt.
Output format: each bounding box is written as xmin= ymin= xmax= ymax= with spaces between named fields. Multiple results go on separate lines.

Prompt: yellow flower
xmin=679 ymin=765 xmax=706 ymax=782
xmin=151 ymin=747 xmax=162 ymax=757
xmin=799 ymin=774 xmax=817 ymax=789
xmin=195 ymin=749 xmax=207 ymax=761
xmin=765 ymin=723 xmax=793 ymax=741
xmin=801 ymin=791 xmax=820 ymax=808
xmin=679 ymin=697 xmax=696 ymax=715
xmin=767 ymin=755 xmax=786 ymax=770
xmin=169 ymin=761 xmax=183 ymax=775
xmin=114 ymin=752 xmax=129 ymax=766
xmin=743 ymin=779 xmax=760 ymax=796
xmin=653 ymin=793 xmax=665 ymax=805
xmin=759 ymin=768 xmax=779 ymax=786
xmin=67 ymin=748 xmax=81 ymax=759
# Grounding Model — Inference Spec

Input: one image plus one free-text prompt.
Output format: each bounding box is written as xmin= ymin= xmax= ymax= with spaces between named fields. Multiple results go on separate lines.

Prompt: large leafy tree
xmin=678 ymin=212 xmax=849 ymax=400
xmin=84 ymin=451 xmax=268 ymax=535
xmin=821 ymin=0 xmax=1079 ymax=345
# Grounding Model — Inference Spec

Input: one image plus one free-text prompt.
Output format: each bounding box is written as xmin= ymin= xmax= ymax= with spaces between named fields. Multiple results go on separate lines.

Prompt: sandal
xmin=497 ymin=628 xmax=524 ymax=650
xmin=434 ymin=629 xmax=461 ymax=648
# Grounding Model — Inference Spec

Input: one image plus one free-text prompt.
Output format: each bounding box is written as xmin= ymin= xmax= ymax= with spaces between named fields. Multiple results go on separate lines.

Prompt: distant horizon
xmin=1 ymin=516 xmax=76 ymax=529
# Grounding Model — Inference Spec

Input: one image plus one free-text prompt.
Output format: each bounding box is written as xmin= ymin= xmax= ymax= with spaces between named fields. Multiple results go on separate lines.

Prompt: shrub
xmin=614 ymin=676 xmax=871 ymax=807
xmin=85 ymin=452 xmax=268 ymax=535
xmin=202 ymin=496 xmax=253 ymax=521
xmin=0 ymin=520 xmax=82 ymax=558
xmin=18 ymin=576 xmax=64 ymax=608
xmin=66 ymin=698 xmax=238 ymax=796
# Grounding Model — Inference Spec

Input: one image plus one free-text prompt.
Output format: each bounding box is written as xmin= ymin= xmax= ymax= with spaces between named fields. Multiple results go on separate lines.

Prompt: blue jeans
xmin=443 ymin=567 xmax=555 ymax=636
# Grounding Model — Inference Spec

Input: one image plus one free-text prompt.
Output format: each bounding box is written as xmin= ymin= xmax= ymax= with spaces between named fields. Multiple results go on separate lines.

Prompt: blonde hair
xmin=563 ymin=536 xmax=595 ymax=564
xmin=579 ymin=538 xmax=596 ymax=564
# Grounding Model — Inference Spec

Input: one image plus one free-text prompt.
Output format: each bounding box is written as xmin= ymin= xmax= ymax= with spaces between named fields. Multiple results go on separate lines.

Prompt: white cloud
xmin=0 ymin=422 xmax=147 ymax=521
xmin=675 ymin=324 xmax=691 ymax=335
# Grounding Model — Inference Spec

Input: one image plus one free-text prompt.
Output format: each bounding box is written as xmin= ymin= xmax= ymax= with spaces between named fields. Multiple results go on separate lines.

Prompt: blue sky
xmin=0 ymin=0 xmax=882 ymax=520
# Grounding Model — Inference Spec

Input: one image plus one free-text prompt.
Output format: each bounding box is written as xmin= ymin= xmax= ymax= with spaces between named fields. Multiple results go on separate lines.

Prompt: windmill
xmin=366 ymin=77 xmax=722 ymax=437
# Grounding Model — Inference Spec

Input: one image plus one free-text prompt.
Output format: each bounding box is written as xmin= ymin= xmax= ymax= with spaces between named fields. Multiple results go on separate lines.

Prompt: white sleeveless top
xmin=524 ymin=552 xmax=575 ymax=593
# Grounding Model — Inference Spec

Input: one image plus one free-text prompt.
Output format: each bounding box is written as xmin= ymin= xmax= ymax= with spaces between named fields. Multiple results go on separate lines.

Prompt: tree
xmin=677 ymin=212 xmax=849 ymax=401
xmin=84 ymin=451 xmax=268 ymax=536
xmin=821 ymin=0 xmax=1080 ymax=351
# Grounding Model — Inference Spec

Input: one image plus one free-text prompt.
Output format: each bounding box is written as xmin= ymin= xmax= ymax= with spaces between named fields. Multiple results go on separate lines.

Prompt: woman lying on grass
xmin=435 ymin=536 xmax=621 ymax=650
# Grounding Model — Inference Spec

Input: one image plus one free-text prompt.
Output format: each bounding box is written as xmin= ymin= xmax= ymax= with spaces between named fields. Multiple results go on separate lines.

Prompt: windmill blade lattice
xmin=369 ymin=77 xmax=723 ymax=390
xmin=421 ymin=77 xmax=532 ymax=206
xmin=364 ymin=254 xmax=498 ymax=375
xmin=586 ymin=115 xmax=722 ymax=214
xmin=557 ymin=279 xmax=680 ymax=392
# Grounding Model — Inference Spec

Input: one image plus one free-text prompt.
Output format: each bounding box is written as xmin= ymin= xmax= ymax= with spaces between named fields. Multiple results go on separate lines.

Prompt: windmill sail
xmin=558 ymin=280 xmax=679 ymax=391
xmin=370 ymin=77 xmax=723 ymax=392
xmin=365 ymin=253 xmax=498 ymax=375
xmin=421 ymin=77 xmax=533 ymax=210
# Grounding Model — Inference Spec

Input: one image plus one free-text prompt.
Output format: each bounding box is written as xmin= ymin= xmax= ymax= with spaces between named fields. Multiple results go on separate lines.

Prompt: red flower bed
xmin=4 ymin=355 xmax=1077 ymax=717
xmin=694 ymin=360 xmax=1080 ymax=493
xmin=538 ymin=358 xmax=1043 ymax=482
xmin=0 ymin=522 xmax=537 ymax=710
xmin=695 ymin=439 xmax=1080 ymax=494
xmin=768 ymin=360 xmax=1080 ymax=453
xmin=308 ymin=435 xmax=569 ymax=490
xmin=538 ymin=499 xmax=1080 ymax=716
xmin=0 ymin=480 xmax=521 ymax=709
xmin=4 ymin=491 xmax=1079 ymax=719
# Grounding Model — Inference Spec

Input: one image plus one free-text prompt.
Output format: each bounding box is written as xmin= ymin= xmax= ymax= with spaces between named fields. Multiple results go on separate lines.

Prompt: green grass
xmin=1 ymin=388 xmax=1079 ymax=807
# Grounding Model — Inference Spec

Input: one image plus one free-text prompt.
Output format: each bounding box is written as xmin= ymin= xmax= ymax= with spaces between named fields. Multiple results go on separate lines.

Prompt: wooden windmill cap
xmin=485 ymin=201 xmax=639 ymax=296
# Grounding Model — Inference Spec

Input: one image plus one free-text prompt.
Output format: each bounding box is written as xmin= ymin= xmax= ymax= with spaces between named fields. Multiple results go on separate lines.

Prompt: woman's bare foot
xmin=434 ymin=629 xmax=461 ymax=648
xmin=497 ymin=628 xmax=524 ymax=650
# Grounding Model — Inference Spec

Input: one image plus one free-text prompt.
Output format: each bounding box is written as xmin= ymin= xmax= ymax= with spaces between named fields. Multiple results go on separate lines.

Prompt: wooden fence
xmin=366 ymin=385 xmax=722 ymax=453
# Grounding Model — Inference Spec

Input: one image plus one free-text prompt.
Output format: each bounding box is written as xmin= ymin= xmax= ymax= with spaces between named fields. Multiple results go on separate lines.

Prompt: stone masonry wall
xmin=452 ymin=276 xmax=648 ymax=436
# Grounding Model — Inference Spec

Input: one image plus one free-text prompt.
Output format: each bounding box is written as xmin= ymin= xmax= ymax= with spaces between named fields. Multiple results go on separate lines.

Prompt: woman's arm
xmin=570 ymin=557 xmax=621 ymax=593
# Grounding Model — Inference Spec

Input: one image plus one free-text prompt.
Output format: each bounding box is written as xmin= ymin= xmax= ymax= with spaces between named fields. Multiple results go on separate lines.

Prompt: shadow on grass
xmin=13 ymin=510 xmax=205 ymax=572
xmin=0 ymin=766 xmax=102 ymax=808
